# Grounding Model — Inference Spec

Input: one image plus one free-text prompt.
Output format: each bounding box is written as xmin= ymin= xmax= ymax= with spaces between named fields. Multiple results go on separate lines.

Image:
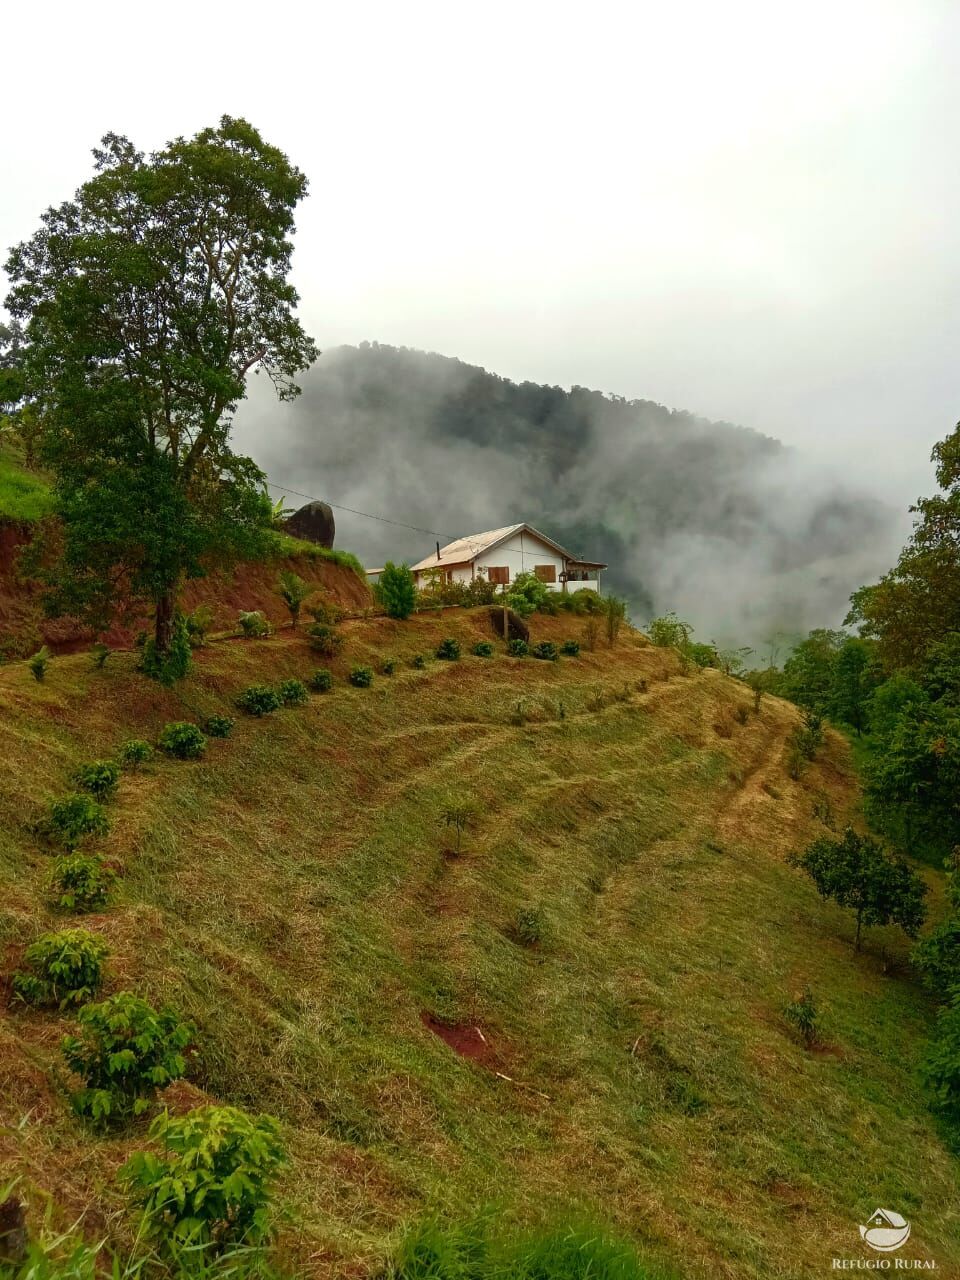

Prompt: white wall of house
xmin=413 ymin=530 xmax=602 ymax=593
xmin=473 ymin=530 xmax=566 ymax=590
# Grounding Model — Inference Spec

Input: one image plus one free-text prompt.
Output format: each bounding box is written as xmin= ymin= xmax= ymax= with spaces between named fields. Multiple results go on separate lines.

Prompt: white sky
xmin=4 ymin=0 xmax=958 ymax=503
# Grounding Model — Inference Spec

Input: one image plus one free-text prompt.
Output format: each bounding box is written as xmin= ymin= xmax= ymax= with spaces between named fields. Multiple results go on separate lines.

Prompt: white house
xmin=408 ymin=523 xmax=606 ymax=594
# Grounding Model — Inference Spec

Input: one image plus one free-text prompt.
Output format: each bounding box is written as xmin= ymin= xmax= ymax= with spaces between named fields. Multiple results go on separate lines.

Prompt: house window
xmin=534 ymin=564 xmax=556 ymax=583
xmin=487 ymin=566 xmax=509 ymax=585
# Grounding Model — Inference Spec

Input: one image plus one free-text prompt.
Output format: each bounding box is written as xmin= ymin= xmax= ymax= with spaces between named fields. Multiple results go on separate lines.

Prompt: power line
xmin=268 ymin=481 xmax=601 ymax=570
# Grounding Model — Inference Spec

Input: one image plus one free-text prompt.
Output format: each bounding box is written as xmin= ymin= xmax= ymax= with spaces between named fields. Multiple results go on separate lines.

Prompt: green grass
xmin=0 ymin=613 xmax=956 ymax=1277
xmin=265 ymin=529 xmax=366 ymax=579
xmin=0 ymin=442 xmax=54 ymax=521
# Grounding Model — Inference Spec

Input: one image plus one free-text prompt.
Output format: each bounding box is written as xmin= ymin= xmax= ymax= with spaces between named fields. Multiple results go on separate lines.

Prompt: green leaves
xmin=46 ymin=794 xmax=110 ymax=850
xmin=121 ymin=1105 xmax=286 ymax=1250
xmin=788 ymin=827 xmax=927 ymax=950
xmin=12 ymin=929 xmax=109 ymax=1008
xmin=62 ymin=992 xmax=192 ymax=1127
xmin=376 ymin=561 xmax=417 ymax=620
xmin=157 ymin=722 xmax=207 ymax=760
xmin=4 ymin=116 xmax=316 ymax=647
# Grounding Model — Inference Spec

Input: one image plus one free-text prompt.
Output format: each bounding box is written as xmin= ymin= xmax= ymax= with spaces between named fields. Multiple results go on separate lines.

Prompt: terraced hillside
xmin=0 ymin=610 xmax=955 ymax=1277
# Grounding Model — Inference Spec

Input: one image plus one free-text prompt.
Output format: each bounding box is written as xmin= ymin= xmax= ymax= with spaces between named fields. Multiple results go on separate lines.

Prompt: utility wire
xmin=269 ymin=480 xmax=599 ymax=569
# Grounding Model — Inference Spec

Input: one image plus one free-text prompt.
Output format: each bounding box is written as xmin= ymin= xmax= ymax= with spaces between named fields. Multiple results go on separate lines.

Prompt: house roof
xmin=410 ymin=523 xmax=578 ymax=572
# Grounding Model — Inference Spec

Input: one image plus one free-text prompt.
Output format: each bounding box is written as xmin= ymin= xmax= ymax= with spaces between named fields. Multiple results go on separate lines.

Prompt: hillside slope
xmin=0 ymin=439 xmax=371 ymax=656
xmin=0 ymin=611 xmax=955 ymax=1277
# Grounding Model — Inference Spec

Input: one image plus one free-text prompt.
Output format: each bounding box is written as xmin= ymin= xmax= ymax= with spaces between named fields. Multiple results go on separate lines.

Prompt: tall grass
xmin=389 ymin=1217 xmax=678 ymax=1280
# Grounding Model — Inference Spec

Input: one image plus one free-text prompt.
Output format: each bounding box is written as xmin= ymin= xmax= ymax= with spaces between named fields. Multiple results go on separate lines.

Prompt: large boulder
xmin=489 ymin=606 xmax=529 ymax=643
xmin=284 ymin=501 xmax=336 ymax=548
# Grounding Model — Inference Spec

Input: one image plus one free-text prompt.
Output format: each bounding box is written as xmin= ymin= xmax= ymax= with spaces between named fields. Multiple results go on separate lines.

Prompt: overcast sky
xmin=4 ymin=0 xmax=958 ymax=505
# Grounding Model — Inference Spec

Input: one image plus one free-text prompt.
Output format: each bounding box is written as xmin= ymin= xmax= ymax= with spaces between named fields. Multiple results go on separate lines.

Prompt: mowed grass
xmin=0 ymin=442 xmax=53 ymax=521
xmin=0 ymin=609 xmax=957 ymax=1278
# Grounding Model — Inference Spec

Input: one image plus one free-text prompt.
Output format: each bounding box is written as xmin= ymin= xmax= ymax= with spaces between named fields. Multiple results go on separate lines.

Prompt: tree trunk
xmin=154 ymin=584 xmax=176 ymax=655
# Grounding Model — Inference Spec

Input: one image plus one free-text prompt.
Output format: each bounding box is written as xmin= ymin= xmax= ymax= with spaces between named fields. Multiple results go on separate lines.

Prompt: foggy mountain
xmin=234 ymin=342 xmax=903 ymax=647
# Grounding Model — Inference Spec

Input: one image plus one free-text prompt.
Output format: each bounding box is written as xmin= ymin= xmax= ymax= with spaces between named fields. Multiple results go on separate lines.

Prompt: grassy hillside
xmin=0 ymin=610 xmax=956 ymax=1277
xmin=0 ymin=442 xmax=53 ymax=522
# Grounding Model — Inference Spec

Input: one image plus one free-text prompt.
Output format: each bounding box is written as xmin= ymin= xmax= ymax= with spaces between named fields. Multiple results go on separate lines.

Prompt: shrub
xmin=140 ymin=615 xmax=192 ymax=686
xmin=583 ymin=617 xmax=600 ymax=651
xmin=560 ymin=638 xmax=580 ymax=657
xmin=50 ymin=854 xmax=116 ymax=913
xmin=90 ymin=642 xmax=111 ymax=669
xmin=603 ymin=595 xmax=627 ymax=646
xmin=121 ymin=1105 xmax=286 ymax=1250
xmin=789 ymin=708 xmax=824 ymax=763
xmin=236 ymin=684 xmax=281 ymax=717
xmin=202 ymin=714 xmax=235 ymax=739
xmin=436 ymin=637 xmax=461 ymax=661
xmin=28 ymin=646 xmax=50 ymax=681
xmin=382 ymin=657 xmax=397 ymax=675
xmin=783 ymin=987 xmax=821 ymax=1047
xmin=507 ymin=638 xmax=529 ymax=658
xmin=310 ymin=668 xmax=333 ymax=693
xmin=349 ymin=665 xmax=374 ymax=688
xmin=532 ymin=641 xmax=558 ymax=661
xmin=648 ymin=612 xmax=692 ymax=649
xmin=238 ymin=610 xmax=271 ymax=639
xmin=118 ymin=739 xmax=153 ymax=769
xmin=307 ymin=622 xmax=343 ymax=657
xmin=412 ymin=653 xmax=427 ymax=670
xmin=514 ymin=905 xmax=546 ymax=946
xmin=306 ymin=597 xmax=345 ymax=626
xmin=72 ymin=760 xmax=120 ymax=802
xmin=376 ymin=561 xmax=417 ymax=620
xmin=62 ymin=992 xmax=192 ymax=1125
xmin=733 ymin=704 xmax=750 ymax=725
xmin=276 ymin=570 xmax=312 ymax=628
xmin=12 ymin=929 xmax=109 ymax=1008
xmin=277 ymin=678 xmax=308 ymax=706
xmin=504 ymin=571 xmax=550 ymax=617
xmin=472 ymin=640 xmax=494 ymax=658
xmin=47 ymin=794 xmax=110 ymax=850
xmin=158 ymin=722 xmax=206 ymax=760
xmin=185 ymin=604 xmax=215 ymax=648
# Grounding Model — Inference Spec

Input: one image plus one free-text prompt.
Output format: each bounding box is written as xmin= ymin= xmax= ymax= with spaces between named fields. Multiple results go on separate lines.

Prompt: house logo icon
xmin=859 ymin=1208 xmax=911 ymax=1252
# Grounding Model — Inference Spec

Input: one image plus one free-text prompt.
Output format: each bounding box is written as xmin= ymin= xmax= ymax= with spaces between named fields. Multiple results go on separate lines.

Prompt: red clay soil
xmin=0 ymin=519 xmax=371 ymax=656
xmin=420 ymin=1012 xmax=502 ymax=1069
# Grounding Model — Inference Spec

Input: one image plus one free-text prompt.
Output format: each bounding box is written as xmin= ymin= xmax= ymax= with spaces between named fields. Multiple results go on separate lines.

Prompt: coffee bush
xmin=118 ymin=739 xmax=153 ymax=769
xmin=157 ymin=722 xmax=206 ymax=760
xmin=236 ymin=685 xmax=281 ymax=717
xmin=310 ymin=668 xmax=333 ymax=693
xmin=121 ymin=1105 xmax=286 ymax=1250
xmin=48 ymin=794 xmax=110 ymax=850
xmin=202 ymin=714 xmax=235 ymax=739
xmin=13 ymin=929 xmax=109 ymax=1008
xmin=72 ymin=760 xmax=120 ymax=802
xmin=62 ymin=992 xmax=192 ymax=1125
xmin=50 ymin=854 xmax=116 ymax=913
xmin=277 ymin=678 xmax=308 ymax=706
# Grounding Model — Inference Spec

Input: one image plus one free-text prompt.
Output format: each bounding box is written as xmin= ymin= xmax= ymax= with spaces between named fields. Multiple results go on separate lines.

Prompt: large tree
xmin=847 ymin=424 xmax=960 ymax=671
xmin=5 ymin=117 xmax=317 ymax=655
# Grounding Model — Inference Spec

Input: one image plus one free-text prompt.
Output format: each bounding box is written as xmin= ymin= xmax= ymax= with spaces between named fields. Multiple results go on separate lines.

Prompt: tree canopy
xmin=5 ymin=116 xmax=317 ymax=658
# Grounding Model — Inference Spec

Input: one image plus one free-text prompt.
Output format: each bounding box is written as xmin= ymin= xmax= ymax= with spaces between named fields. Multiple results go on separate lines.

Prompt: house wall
xmin=472 ymin=531 xmax=566 ymax=591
